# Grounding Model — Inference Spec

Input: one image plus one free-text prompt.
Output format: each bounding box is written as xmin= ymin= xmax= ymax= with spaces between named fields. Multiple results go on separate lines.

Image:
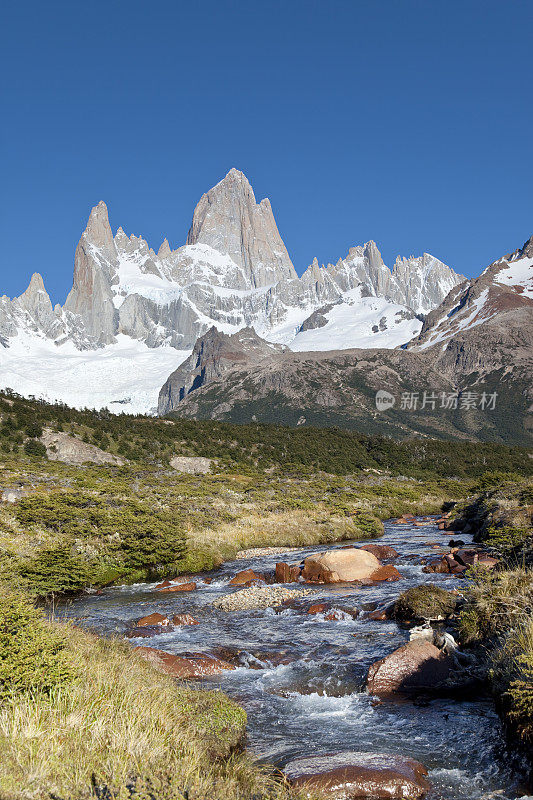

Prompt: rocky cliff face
xmin=186 ymin=168 xmax=297 ymax=288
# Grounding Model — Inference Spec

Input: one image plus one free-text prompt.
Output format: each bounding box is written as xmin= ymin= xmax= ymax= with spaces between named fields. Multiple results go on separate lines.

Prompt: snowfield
xmin=0 ymin=332 xmax=189 ymax=415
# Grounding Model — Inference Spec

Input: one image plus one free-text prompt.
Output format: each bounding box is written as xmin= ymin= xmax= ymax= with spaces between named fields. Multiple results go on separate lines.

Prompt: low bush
xmin=0 ymin=591 xmax=74 ymax=699
xmin=393 ymin=584 xmax=458 ymax=621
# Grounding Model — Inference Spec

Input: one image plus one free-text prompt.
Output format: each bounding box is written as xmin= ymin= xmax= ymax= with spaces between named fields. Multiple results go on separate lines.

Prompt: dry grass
xmin=0 ymin=623 xmax=306 ymax=800
xmin=183 ymin=509 xmax=371 ymax=571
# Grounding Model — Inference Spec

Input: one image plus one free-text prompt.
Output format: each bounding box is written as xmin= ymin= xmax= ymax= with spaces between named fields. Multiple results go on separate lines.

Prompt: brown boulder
xmin=360 ymin=544 xmax=399 ymax=560
xmin=369 ymin=565 xmax=402 ymax=583
xmin=136 ymin=612 xmax=171 ymax=627
xmin=157 ymin=582 xmax=197 ymax=593
xmin=229 ymin=569 xmax=264 ymax=586
xmin=302 ymin=548 xmax=380 ymax=584
xmin=135 ymin=647 xmax=235 ymax=679
xmin=275 ymin=562 xmax=301 ymax=583
xmin=308 ymin=602 xmax=331 ymax=615
xmin=284 ymin=751 xmax=430 ymax=799
xmin=172 ymin=613 xmax=199 ymax=626
xmin=455 ymin=549 xmax=499 ymax=569
xmin=366 ymin=641 xmax=456 ymax=697
xmin=154 ymin=580 xmax=173 ymax=590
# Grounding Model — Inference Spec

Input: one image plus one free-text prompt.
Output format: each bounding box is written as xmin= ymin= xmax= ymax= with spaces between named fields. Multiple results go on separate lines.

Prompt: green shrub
xmin=24 ymin=423 xmax=43 ymax=438
xmin=352 ymin=511 xmax=384 ymax=539
xmin=393 ymin=584 xmax=458 ymax=621
xmin=0 ymin=591 xmax=74 ymax=699
xmin=23 ymin=439 xmax=47 ymax=458
xmin=485 ymin=525 xmax=530 ymax=553
xmin=17 ymin=543 xmax=94 ymax=597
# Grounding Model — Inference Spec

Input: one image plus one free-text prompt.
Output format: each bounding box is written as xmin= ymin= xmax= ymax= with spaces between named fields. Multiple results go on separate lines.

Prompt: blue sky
xmin=1 ymin=0 xmax=532 ymax=304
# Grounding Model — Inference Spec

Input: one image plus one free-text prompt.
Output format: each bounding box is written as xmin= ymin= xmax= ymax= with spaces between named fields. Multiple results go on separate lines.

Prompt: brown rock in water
xmin=307 ymin=603 xmax=331 ymax=615
xmin=275 ymin=562 xmax=301 ymax=583
xmin=154 ymin=580 xmax=173 ymax=590
xmin=172 ymin=613 xmax=199 ymax=626
xmin=360 ymin=543 xmax=399 ymax=560
xmin=302 ymin=548 xmax=380 ymax=583
xmin=284 ymin=751 xmax=430 ymax=799
xmin=136 ymin=612 xmax=171 ymax=627
xmin=157 ymin=582 xmax=197 ymax=593
xmin=454 ymin=549 xmax=499 ymax=569
xmin=366 ymin=641 xmax=456 ymax=698
xmin=135 ymin=647 xmax=235 ymax=679
xmin=368 ymin=565 xmax=402 ymax=583
xmin=229 ymin=569 xmax=264 ymax=586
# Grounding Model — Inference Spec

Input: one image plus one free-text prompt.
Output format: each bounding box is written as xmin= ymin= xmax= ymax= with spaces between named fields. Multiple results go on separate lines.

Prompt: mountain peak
xmin=84 ymin=201 xmax=115 ymax=251
xmin=158 ymin=238 xmax=172 ymax=258
xmin=186 ymin=170 xmax=297 ymax=288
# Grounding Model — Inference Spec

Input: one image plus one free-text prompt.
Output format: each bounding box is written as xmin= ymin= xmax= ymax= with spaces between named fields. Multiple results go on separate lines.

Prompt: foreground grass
xmin=0 ymin=609 xmax=311 ymax=800
xmin=457 ymin=476 xmax=533 ymax=747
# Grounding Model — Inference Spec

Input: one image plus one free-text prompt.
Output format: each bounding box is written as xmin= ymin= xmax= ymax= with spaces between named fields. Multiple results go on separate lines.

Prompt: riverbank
xmin=0 ymin=590 xmax=318 ymax=800
xmin=448 ymin=475 xmax=533 ymax=760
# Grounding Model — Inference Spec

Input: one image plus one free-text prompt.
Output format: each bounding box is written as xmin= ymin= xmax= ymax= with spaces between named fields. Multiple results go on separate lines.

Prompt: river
xmin=63 ymin=516 xmax=532 ymax=799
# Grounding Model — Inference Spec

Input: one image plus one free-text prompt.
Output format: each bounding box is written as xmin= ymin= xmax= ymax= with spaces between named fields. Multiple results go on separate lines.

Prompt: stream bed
xmin=63 ymin=517 xmax=532 ymax=799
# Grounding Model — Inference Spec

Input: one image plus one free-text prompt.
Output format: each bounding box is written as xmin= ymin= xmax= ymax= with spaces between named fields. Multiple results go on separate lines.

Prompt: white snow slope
xmin=0 ymin=332 xmax=189 ymax=415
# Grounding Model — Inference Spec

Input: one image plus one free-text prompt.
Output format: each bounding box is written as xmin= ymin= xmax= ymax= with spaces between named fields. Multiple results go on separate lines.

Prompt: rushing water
xmin=64 ymin=518 xmax=532 ymax=800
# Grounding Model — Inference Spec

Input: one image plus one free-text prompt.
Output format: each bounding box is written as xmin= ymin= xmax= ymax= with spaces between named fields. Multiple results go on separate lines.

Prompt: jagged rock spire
xmin=186 ymin=168 xmax=297 ymax=288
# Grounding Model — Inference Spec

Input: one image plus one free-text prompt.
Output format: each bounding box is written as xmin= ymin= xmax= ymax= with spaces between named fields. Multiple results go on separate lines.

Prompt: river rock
xmin=229 ymin=568 xmax=265 ymax=585
xmin=135 ymin=647 xmax=235 ymax=678
xmin=366 ymin=641 xmax=456 ymax=697
xmin=212 ymin=585 xmax=316 ymax=612
xmin=157 ymin=582 xmax=197 ymax=593
xmin=359 ymin=544 xmax=399 ymax=560
xmin=364 ymin=565 xmax=402 ymax=583
xmin=172 ymin=613 xmax=199 ymax=626
xmin=302 ymin=548 xmax=381 ymax=583
xmin=283 ymin=751 xmax=430 ymax=799
xmin=136 ymin=612 xmax=171 ymax=627
xmin=275 ymin=562 xmax=301 ymax=583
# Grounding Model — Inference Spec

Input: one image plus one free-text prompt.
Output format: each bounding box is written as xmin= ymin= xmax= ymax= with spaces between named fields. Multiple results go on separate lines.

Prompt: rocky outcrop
xmin=186 ymin=168 xmax=297 ymax=288
xmin=283 ymin=751 xmax=431 ymax=799
xmin=158 ymin=326 xmax=285 ymax=414
xmin=40 ymin=429 xmax=124 ymax=466
xmin=169 ymin=456 xmax=213 ymax=474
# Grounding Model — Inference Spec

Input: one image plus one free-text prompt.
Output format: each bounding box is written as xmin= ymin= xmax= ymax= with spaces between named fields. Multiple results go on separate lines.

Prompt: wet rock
xmin=229 ymin=568 xmax=265 ymax=586
xmin=154 ymin=580 xmax=173 ymax=590
xmin=302 ymin=548 xmax=380 ymax=583
xmin=454 ymin=549 xmax=499 ymax=569
xmin=136 ymin=612 xmax=171 ymax=627
xmin=275 ymin=562 xmax=301 ymax=583
xmin=213 ymin=585 xmax=316 ymax=612
xmin=284 ymin=751 xmax=430 ymax=799
xmin=366 ymin=641 xmax=456 ymax=698
xmin=172 ymin=613 xmax=199 ymax=626
xmin=157 ymin=582 xmax=197 ymax=592
xmin=308 ymin=602 xmax=331 ymax=615
xmin=135 ymin=646 xmax=235 ymax=678
xmin=366 ymin=565 xmax=402 ymax=583
xmin=360 ymin=544 xmax=399 ymax=560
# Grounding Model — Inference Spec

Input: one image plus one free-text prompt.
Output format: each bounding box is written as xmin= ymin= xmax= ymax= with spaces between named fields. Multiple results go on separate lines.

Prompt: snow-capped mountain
xmin=0 ymin=168 xmax=463 ymax=413
xmin=158 ymin=236 xmax=533 ymax=444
